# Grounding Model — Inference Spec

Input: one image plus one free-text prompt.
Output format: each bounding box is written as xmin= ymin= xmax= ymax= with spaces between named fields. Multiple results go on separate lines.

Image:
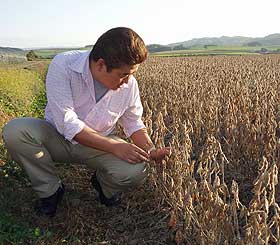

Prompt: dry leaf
xmin=168 ymin=210 xmax=177 ymax=229
xmin=175 ymin=229 xmax=183 ymax=244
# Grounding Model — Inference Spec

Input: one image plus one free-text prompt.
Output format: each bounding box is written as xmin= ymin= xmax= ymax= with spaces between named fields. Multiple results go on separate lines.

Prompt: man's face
xmin=99 ymin=63 xmax=140 ymax=90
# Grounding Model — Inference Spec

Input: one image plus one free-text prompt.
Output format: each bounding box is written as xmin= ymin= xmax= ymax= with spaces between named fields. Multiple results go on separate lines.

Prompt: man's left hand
xmin=149 ymin=147 xmax=172 ymax=163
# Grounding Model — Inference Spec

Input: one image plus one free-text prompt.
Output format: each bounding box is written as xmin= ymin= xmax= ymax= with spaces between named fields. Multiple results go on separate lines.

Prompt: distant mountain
xmin=0 ymin=47 xmax=26 ymax=55
xmin=168 ymin=33 xmax=280 ymax=47
xmin=146 ymin=44 xmax=172 ymax=53
xmin=168 ymin=36 xmax=249 ymax=47
xmin=147 ymin=33 xmax=280 ymax=53
xmin=255 ymin=33 xmax=280 ymax=45
xmin=0 ymin=47 xmax=27 ymax=63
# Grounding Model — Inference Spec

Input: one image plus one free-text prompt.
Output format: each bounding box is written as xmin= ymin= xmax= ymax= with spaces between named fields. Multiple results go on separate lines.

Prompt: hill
xmin=168 ymin=33 xmax=280 ymax=47
xmin=0 ymin=47 xmax=27 ymax=63
xmin=0 ymin=47 xmax=25 ymax=55
xmin=147 ymin=33 xmax=280 ymax=53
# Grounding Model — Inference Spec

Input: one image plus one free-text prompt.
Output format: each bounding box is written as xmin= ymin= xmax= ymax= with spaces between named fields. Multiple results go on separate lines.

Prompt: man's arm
xmin=74 ymin=125 xmax=149 ymax=164
xmin=130 ymin=128 xmax=155 ymax=152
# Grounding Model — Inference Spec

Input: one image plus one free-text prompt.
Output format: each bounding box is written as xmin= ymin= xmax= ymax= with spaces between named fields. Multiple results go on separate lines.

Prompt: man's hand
xmin=149 ymin=147 xmax=172 ymax=163
xmin=112 ymin=142 xmax=150 ymax=164
xmin=130 ymin=129 xmax=172 ymax=164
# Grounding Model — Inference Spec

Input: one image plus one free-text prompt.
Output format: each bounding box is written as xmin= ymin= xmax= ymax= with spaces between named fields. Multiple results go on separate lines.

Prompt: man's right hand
xmin=112 ymin=142 xmax=149 ymax=164
xmin=74 ymin=125 xmax=149 ymax=164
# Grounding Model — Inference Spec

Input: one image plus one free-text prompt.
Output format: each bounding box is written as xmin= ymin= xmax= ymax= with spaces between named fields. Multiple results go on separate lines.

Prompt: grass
xmin=0 ymin=159 xmax=52 ymax=243
xmin=0 ymin=65 xmax=46 ymax=129
xmin=0 ymin=62 xmax=50 ymax=244
xmin=0 ymin=189 xmax=53 ymax=244
xmin=153 ymin=52 xmax=256 ymax=57
xmin=0 ymin=212 xmax=49 ymax=243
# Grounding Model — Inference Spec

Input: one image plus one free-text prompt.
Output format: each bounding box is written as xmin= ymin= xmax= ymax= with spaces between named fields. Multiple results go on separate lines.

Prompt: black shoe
xmin=34 ymin=183 xmax=65 ymax=217
xmin=91 ymin=173 xmax=121 ymax=207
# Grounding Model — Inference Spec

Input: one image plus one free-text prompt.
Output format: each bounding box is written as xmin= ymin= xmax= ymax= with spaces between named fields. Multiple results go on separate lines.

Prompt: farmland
xmin=1 ymin=54 xmax=280 ymax=244
xmin=0 ymin=43 xmax=276 ymax=62
xmin=152 ymin=45 xmax=280 ymax=57
xmin=32 ymin=44 xmax=280 ymax=59
xmin=34 ymin=48 xmax=89 ymax=58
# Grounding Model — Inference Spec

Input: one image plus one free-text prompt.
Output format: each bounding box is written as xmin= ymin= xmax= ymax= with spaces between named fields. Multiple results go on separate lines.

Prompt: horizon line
xmin=1 ymin=32 xmax=279 ymax=50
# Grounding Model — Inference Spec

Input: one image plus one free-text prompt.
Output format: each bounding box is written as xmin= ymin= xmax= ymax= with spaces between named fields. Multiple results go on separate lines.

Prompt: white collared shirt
xmin=44 ymin=50 xmax=145 ymax=144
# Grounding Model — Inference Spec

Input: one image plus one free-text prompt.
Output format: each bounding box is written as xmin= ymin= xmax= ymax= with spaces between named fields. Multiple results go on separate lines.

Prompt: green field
xmin=34 ymin=47 xmax=90 ymax=58
xmin=32 ymin=44 xmax=280 ymax=58
xmin=152 ymin=45 xmax=280 ymax=57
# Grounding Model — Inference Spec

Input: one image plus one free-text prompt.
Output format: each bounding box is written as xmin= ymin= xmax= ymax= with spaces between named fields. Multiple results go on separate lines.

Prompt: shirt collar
xmin=121 ymin=82 xmax=129 ymax=89
xmin=69 ymin=50 xmax=90 ymax=74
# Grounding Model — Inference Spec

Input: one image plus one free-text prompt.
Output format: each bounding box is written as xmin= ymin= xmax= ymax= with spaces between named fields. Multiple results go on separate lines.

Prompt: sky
xmin=0 ymin=0 xmax=279 ymax=49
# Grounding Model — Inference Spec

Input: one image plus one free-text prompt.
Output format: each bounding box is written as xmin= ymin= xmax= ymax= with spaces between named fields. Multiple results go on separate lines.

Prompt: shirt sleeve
xmin=45 ymin=59 xmax=85 ymax=142
xmin=118 ymin=78 xmax=146 ymax=137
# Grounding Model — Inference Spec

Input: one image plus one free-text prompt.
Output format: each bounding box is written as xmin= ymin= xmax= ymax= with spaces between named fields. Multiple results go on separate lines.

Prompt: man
xmin=2 ymin=27 xmax=171 ymax=217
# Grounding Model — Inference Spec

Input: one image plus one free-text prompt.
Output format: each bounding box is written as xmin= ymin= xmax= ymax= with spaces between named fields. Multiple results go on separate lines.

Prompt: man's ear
xmin=96 ymin=58 xmax=106 ymax=72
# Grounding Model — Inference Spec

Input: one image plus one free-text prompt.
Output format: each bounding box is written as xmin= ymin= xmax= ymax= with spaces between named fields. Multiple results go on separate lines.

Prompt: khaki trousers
xmin=2 ymin=117 xmax=147 ymax=198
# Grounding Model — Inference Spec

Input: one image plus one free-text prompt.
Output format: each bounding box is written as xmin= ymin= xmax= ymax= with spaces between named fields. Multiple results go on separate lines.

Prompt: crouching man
xmin=2 ymin=27 xmax=171 ymax=217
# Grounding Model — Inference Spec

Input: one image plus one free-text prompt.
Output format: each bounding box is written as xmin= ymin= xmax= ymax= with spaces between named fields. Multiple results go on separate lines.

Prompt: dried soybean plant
xmin=136 ymin=55 xmax=280 ymax=244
